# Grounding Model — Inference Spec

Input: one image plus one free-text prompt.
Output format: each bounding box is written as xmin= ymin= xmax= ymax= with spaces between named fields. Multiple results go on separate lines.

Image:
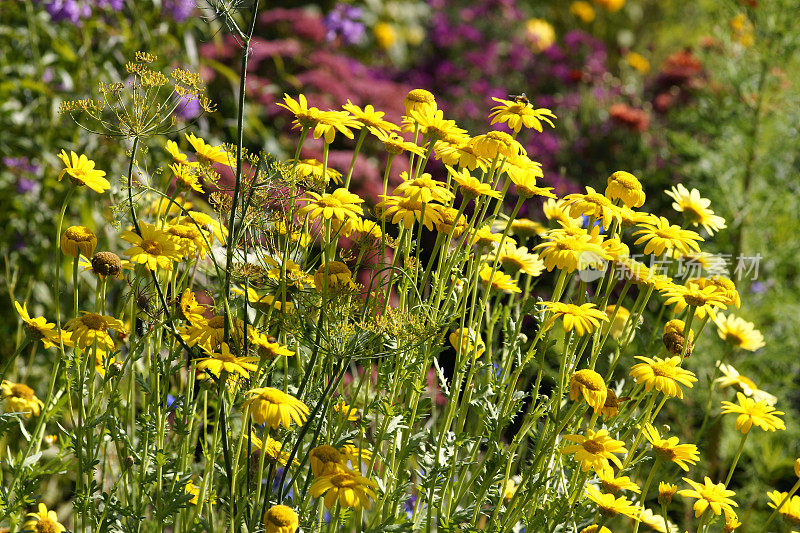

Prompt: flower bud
xmin=658 ymin=481 xmax=677 ymax=505
xmin=91 ymin=251 xmax=122 ymax=277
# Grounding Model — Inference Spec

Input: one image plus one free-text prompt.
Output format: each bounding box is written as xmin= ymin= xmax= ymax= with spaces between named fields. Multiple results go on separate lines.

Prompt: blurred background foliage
xmin=2 ymin=0 xmax=799 ymax=524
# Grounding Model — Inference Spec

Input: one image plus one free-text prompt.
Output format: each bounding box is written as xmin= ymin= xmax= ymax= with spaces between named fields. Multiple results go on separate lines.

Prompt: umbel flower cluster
xmin=2 ymin=62 xmax=794 ymax=533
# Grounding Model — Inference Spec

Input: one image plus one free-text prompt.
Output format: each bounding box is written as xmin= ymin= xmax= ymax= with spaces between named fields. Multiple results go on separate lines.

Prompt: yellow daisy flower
xmin=447 ymin=167 xmax=501 ymax=200
xmin=597 ymin=470 xmax=641 ymax=494
xmin=585 ymin=484 xmax=641 ymax=519
xmin=299 ymin=188 xmax=364 ymax=226
xmin=767 ymin=490 xmax=800 ymax=524
xmin=311 ymin=110 xmax=361 ymax=144
xmin=177 ymin=289 xmax=207 ymax=325
xmin=57 ymin=150 xmax=110 ymax=193
xmin=294 ymin=158 xmax=343 ymax=185
xmin=479 ymin=264 xmax=522 ymax=294
xmin=665 ymin=184 xmax=726 ymax=235
xmin=342 ymin=100 xmax=398 ymax=132
xmin=561 ymin=429 xmax=627 ymax=474
xmin=715 ymin=363 xmax=776 ymax=406
xmin=661 ymin=282 xmax=727 ymax=319
xmin=449 ymin=328 xmax=486 ymax=358
xmin=278 ymin=93 xmax=322 ymax=129
xmin=643 ymin=424 xmax=700 ymax=471
xmin=165 ymin=222 xmax=209 ymax=259
xmin=633 ymin=215 xmax=703 ymax=256
xmin=542 ymin=302 xmax=609 ymax=337
xmin=369 ymin=128 xmax=427 ymax=157
xmin=721 ymin=392 xmax=785 ymax=433
xmin=170 ymin=163 xmax=204 ymax=193
xmin=64 ymin=312 xmax=125 ymax=353
xmin=310 ymin=469 xmax=378 ymax=510
xmin=543 ymin=198 xmax=581 ymax=226
xmin=377 ymin=195 xmax=442 ymax=231
xmin=310 ymin=444 xmax=347 ymax=476
xmin=405 ymin=107 xmax=467 ymax=142
xmin=185 ymin=132 xmax=230 ymax=166
xmin=658 ymin=482 xmax=677 ymax=505
xmin=334 ymin=400 xmax=360 ymax=421
xmin=678 ymin=476 xmax=738 ymax=518
xmin=629 ymin=356 xmax=697 ymax=399
xmin=570 ymin=1 xmax=596 ymax=23
xmin=61 ymin=225 xmax=97 ymax=258
xmin=393 ymin=172 xmax=453 ymax=204
xmin=469 ymin=131 xmax=526 ymax=160
xmin=435 ymin=140 xmax=486 ymax=171
xmin=22 ymin=503 xmax=66 ymax=532
xmin=488 ymin=96 xmax=556 ymax=133
xmin=165 ymin=139 xmax=197 ymax=167
xmin=488 ymin=245 xmax=544 ymax=276
xmin=715 ymin=313 xmax=764 ymax=351
xmin=14 ymin=301 xmax=71 ymax=349
xmin=244 ymin=387 xmax=309 ymax=429
xmin=534 ymin=233 xmax=610 ymax=273
xmin=569 ymin=369 xmax=608 ymax=413
xmin=1 ymin=380 xmax=44 ymax=418
xmin=605 ymin=171 xmax=645 ymax=208
xmin=263 ymin=504 xmax=299 ymax=533
xmin=403 ymin=89 xmax=437 ymax=115
xmin=195 ymin=342 xmax=258 ymax=380
xmin=435 ymin=207 xmax=468 ymax=238
xmin=121 ymin=222 xmax=183 ymax=272
xmin=565 ymin=186 xmax=621 ymax=230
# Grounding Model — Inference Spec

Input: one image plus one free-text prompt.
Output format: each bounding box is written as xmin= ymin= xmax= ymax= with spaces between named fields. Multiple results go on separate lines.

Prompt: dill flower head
xmin=263 ymin=504 xmax=299 ymax=533
xmin=715 ymin=363 xmax=776 ymax=406
xmin=299 ymin=188 xmax=364 ymax=226
xmin=597 ymin=470 xmax=640 ymax=494
xmin=665 ymin=184 xmax=727 ymax=235
xmin=569 ymin=369 xmax=608 ymax=413
xmin=585 ymin=485 xmax=641 ymax=519
xmin=393 ymin=172 xmax=453 ymax=204
xmin=121 ymin=222 xmax=183 ymax=272
xmin=61 ymin=225 xmax=97 ymax=258
xmin=342 ymin=100 xmax=398 ymax=133
xmin=90 ymin=251 xmax=123 ymax=278
xmin=403 ymin=89 xmax=437 ymax=115
xmin=165 ymin=139 xmax=197 ymax=167
xmin=561 ymin=428 xmax=627 ymax=474
xmin=629 ymin=355 xmax=697 ymax=399
xmin=310 ymin=444 xmax=346 ymax=476
xmin=565 ymin=186 xmax=621 ymax=230
xmin=170 ymin=163 xmax=204 ymax=193
xmin=195 ymin=343 xmax=258 ymax=380
xmin=65 ymin=312 xmax=125 ymax=353
xmin=447 ymin=167 xmax=502 ymax=200
xmin=310 ymin=469 xmax=378 ymax=510
xmin=449 ymin=328 xmax=486 ymax=358
xmin=22 ymin=503 xmax=66 ymax=533
xmin=542 ymin=302 xmax=609 ymax=337
xmin=659 ymin=482 xmax=678 ymax=505
xmin=57 ymin=150 xmax=110 ymax=193
xmin=1 ymin=380 xmax=45 ymax=418
xmin=605 ymin=171 xmax=645 ymax=208
xmin=479 ymin=265 xmax=521 ymax=294
xmin=767 ymin=490 xmax=800 ymax=524
xmin=244 ymin=387 xmax=310 ymax=429
xmin=295 ymin=159 xmax=343 ymax=186
xmin=643 ymin=424 xmax=700 ymax=471
xmin=721 ymin=392 xmax=785 ymax=433
xmin=678 ymin=476 xmax=738 ymax=518
xmin=715 ymin=313 xmax=764 ymax=351
xmin=469 ymin=131 xmax=525 ymax=160
xmin=488 ymin=96 xmax=556 ymax=133
xmin=633 ymin=215 xmax=703 ymax=256
xmin=377 ymin=195 xmax=442 ymax=230
xmin=185 ymin=133 xmax=230 ymax=166
xmin=14 ymin=301 xmax=71 ymax=349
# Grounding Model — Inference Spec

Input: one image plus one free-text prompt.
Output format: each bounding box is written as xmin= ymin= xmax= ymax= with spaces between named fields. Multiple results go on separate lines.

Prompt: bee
xmin=508 ymin=93 xmax=530 ymax=105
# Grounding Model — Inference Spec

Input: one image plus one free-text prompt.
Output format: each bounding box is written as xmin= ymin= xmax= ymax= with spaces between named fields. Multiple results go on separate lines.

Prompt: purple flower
xmin=16 ymin=178 xmax=39 ymax=195
xmin=175 ymin=93 xmax=202 ymax=121
xmin=163 ymin=0 xmax=194 ymax=23
xmin=323 ymin=4 xmax=365 ymax=45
